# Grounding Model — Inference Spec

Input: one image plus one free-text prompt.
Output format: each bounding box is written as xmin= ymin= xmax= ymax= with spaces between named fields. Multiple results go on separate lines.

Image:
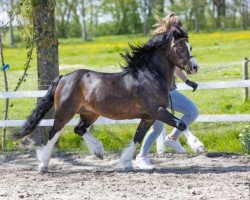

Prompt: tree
xmin=56 ymin=0 xmax=77 ymax=38
xmin=79 ymin=0 xmax=88 ymax=41
xmin=31 ymin=0 xmax=59 ymax=145
xmin=139 ymin=0 xmax=154 ymax=35
xmin=241 ymin=0 xmax=248 ymax=29
xmin=155 ymin=0 xmax=165 ymax=16
xmin=102 ymin=0 xmax=142 ymax=34
xmin=213 ymin=0 xmax=226 ymax=28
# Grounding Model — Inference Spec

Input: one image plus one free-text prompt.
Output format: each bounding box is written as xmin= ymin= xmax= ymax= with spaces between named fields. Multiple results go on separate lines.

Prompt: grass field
xmin=0 ymin=30 xmax=250 ymax=153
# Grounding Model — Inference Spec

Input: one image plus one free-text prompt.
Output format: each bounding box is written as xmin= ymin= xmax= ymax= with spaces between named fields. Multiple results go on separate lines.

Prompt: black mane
xmin=120 ymin=27 xmax=188 ymax=78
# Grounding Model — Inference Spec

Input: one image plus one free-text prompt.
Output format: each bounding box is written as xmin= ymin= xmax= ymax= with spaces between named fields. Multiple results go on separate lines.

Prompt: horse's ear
xmin=169 ymin=26 xmax=183 ymax=47
xmin=169 ymin=26 xmax=179 ymax=47
xmin=170 ymin=35 xmax=175 ymax=48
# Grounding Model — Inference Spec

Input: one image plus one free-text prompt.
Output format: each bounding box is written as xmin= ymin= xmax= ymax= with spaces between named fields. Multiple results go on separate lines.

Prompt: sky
xmin=0 ymin=10 xmax=9 ymax=26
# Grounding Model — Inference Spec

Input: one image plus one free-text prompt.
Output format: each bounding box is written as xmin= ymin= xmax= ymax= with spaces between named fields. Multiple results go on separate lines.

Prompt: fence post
xmin=242 ymin=57 xmax=249 ymax=101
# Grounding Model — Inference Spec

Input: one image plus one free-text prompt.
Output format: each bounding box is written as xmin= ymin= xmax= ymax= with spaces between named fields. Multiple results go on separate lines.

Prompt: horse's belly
xmin=91 ymin=100 xmax=147 ymax=120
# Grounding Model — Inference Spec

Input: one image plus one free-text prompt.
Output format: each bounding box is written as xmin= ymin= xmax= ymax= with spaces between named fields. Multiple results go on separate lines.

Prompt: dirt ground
xmin=0 ymin=152 xmax=249 ymax=200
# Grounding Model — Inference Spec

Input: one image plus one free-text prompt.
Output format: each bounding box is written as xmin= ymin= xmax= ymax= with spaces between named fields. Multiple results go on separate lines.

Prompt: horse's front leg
xmin=74 ymin=114 xmax=103 ymax=159
xmin=156 ymin=107 xmax=187 ymax=131
xmin=119 ymin=119 xmax=154 ymax=171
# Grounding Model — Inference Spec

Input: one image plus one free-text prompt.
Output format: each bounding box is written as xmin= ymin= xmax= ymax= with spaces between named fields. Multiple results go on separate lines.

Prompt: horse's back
xmin=55 ymin=68 xmax=128 ymax=108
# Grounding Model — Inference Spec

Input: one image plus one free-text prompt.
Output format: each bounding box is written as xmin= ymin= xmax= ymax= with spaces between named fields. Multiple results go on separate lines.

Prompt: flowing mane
xmin=120 ymin=28 xmax=188 ymax=78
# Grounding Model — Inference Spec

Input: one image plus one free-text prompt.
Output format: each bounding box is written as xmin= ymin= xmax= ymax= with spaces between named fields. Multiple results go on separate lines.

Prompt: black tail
xmin=12 ymin=75 xmax=63 ymax=139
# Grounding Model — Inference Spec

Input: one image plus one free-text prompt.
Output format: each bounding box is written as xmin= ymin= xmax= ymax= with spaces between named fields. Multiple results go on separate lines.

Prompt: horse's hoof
xmin=177 ymin=121 xmax=186 ymax=131
xmin=124 ymin=166 xmax=134 ymax=172
xmin=121 ymin=161 xmax=133 ymax=172
xmin=93 ymin=146 xmax=104 ymax=160
xmin=39 ymin=164 xmax=48 ymax=173
xmin=95 ymin=153 xmax=103 ymax=160
xmin=196 ymin=146 xmax=206 ymax=153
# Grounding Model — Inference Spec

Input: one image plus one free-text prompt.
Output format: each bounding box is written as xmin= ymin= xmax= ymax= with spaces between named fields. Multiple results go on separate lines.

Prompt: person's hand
xmin=185 ymin=79 xmax=198 ymax=92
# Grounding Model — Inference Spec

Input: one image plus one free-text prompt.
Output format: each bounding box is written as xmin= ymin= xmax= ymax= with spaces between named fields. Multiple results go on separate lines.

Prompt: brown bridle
xmin=168 ymin=38 xmax=192 ymax=72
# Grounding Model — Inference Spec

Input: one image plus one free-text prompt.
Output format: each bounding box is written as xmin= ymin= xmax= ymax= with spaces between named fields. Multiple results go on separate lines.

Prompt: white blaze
xmin=185 ymin=42 xmax=199 ymax=73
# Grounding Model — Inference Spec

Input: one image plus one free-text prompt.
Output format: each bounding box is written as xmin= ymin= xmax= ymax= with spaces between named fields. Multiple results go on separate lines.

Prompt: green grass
xmin=2 ymin=123 xmax=247 ymax=154
xmin=1 ymin=30 xmax=250 ymax=153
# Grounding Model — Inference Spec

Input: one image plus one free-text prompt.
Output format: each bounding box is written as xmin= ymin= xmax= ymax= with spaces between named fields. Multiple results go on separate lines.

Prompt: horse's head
xmin=167 ymin=26 xmax=199 ymax=74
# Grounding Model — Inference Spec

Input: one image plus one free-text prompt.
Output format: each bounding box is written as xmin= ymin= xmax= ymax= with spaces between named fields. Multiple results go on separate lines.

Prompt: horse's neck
xmin=136 ymin=64 xmax=175 ymax=88
xmin=121 ymin=59 xmax=175 ymax=88
xmin=157 ymin=60 xmax=175 ymax=84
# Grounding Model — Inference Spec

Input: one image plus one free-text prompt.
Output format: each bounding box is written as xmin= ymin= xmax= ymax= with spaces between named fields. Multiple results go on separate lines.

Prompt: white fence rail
xmin=0 ymin=114 xmax=249 ymax=127
xmin=0 ymin=80 xmax=250 ymax=128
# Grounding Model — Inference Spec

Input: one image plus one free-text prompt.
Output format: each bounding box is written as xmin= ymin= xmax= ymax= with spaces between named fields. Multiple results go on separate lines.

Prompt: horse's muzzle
xmin=193 ymin=65 xmax=198 ymax=73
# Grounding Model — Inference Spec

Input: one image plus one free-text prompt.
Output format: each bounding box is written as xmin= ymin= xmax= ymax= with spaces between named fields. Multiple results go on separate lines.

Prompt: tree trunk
xmin=89 ymin=0 xmax=94 ymax=38
xmin=29 ymin=0 xmax=59 ymax=146
xmin=192 ymin=0 xmax=199 ymax=33
xmin=9 ymin=18 xmax=14 ymax=47
xmin=242 ymin=0 xmax=248 ymax=30
xmin=82 ymin=18 xmax=87 ymax=41
xmin=213 ymin=0 xmax=226 ymax=28
xmin=194 ymin=11 xmax=199 ymax=32
xmin=141 ymin=0 xmax=153 ymax=35
xmin=80 ymin=0 xmax=88 ymax=41
xmin=156 ymin=0 xmax=164 ymax=15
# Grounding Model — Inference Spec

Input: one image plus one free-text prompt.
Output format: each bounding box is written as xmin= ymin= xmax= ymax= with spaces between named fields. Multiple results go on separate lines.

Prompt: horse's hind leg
xmin=119 ymin=119 xmax=154 ymax=170
xmin=37 ymin=110 xmax=76 ymax=172
xmin=183 ymin=129 xmax=206 ymax=153
xmin=74 ymin=113 xmax=104 ymax=159
xmin=36 ymin=120 xmax=65 ymax=172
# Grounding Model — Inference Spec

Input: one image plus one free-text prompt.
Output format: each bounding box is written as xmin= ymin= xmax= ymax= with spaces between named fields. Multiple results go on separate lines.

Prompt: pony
xmin=13 ymin=26 xmax=199 ymax=172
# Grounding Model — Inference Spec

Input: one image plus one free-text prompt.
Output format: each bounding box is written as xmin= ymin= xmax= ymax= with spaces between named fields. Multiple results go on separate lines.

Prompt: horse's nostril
xmin=193 ymin=66 xmax=198 ymax=71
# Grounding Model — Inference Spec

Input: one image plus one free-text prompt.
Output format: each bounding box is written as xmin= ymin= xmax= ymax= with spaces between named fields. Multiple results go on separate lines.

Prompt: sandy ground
xmin=0 ymin=152 xmax=249 ymax=200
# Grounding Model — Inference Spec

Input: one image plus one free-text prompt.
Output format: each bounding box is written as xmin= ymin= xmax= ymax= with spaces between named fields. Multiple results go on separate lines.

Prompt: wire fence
xmin=200 ymin=61 xmax=242 ymax=73
xmin=0 ymin=59 xmax=248 ymax=90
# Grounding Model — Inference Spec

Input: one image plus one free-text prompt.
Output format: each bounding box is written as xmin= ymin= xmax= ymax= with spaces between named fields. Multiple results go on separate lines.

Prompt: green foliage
xmin=190 ymin=123 xmax=245 ymax=153
xmin=101 ymin=0 xmax=143 ymax=35
xmin=58 ymin=129 xmax=87 ymax=151
xmin=239 ymin=125 xmax=250 ymax=154
xmin=4 ymin=28 xmax=24 ymax=44
xmin=67 ymin=14 xmax=82 ymax=38
xmin=2 ymin=123 xmax=247 ymax=154
xmin=93 ymin=22 xmax=118 ymax=36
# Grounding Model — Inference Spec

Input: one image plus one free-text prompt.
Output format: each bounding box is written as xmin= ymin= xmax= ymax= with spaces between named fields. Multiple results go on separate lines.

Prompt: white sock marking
xmin=36 ymin=131 xmax=62 ymax=171
xmin=119 ymin=142 xmax=138 ymax=170
xmin=83 ymin=131 xmax=104 ymax=158
xmin=184 ymin=129 xmax=205 ymax=152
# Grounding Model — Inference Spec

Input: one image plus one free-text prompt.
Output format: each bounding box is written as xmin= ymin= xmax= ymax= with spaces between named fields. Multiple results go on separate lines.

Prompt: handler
xmin=135 ymin=13 xmax=200 ymax=170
